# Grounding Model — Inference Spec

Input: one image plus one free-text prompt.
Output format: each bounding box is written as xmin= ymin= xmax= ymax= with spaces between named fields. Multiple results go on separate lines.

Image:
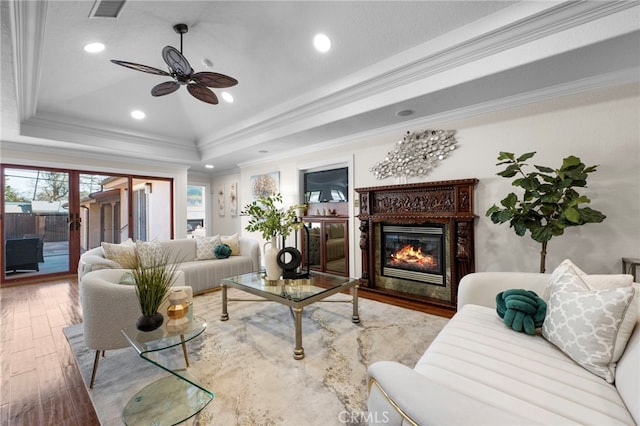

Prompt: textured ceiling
xmin=2 ymin=1 xmax=639 ymax=174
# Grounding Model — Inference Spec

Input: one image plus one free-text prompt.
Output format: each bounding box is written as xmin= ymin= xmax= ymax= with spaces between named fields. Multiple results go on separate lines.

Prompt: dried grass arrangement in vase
xmin=131 ymin=249 xmax=181 ymax=331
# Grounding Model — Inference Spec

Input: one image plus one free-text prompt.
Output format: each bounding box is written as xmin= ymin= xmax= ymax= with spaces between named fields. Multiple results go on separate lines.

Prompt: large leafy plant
xmin=241 ymin=193 xmax=305 ymax=240
xmin=486 ymin=152 xmax=606 ymax=273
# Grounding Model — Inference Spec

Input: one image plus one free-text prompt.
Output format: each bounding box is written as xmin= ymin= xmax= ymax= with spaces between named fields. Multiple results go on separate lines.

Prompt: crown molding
xmin=10 ymin=0 xmax=47 ymax=121
xmin=0 ymin=140 xmax=192 ymax=174
xmin=20 ymin=115 xmax=201 ymax=163
xmin=199 ymin=1 xmax=639 ymax=154
xmin=237 ymin=68 xmax=639 ymax=171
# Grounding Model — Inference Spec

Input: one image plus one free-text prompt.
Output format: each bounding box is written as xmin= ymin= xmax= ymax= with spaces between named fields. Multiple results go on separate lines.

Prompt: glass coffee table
xmin=121 ymin=315 xmax=213 ymax=425
xmin=221 ymin=271 xmax=360 ymax=360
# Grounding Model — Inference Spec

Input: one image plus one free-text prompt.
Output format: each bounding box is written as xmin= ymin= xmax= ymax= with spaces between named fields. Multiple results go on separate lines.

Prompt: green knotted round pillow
xmin=214 ymin=243 xmax=232 ymax=259
xmin=496 ymin=289 xmax=547 ymax=335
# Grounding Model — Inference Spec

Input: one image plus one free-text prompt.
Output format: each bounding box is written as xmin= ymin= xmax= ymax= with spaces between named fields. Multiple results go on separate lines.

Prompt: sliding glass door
xmin=3 ymin=167 xmax=71 ymax=280
xmin=2 ymin=166 xmax=174 ymax=284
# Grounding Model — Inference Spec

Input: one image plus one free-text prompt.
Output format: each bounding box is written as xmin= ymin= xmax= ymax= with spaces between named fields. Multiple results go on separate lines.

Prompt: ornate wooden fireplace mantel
xmin=356 ymin=179 xmax=478 ymax=312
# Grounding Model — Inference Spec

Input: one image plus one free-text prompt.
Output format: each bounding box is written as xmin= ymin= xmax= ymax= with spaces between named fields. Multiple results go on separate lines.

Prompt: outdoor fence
xmin=4 ymin=213 xmax=68 ymax=241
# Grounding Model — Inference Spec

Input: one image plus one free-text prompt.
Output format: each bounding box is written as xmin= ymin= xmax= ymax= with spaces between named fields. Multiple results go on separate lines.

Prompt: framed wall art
xmin=229 ymin=181 xmax=238 ymax=216
xmin=217 ymin=183 xmax=225 ymax=216
xmin=250 ymin=172 xmax=279 ymax=200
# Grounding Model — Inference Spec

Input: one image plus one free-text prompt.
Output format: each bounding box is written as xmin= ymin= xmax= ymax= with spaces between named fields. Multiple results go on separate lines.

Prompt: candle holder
xmin=166 ymin=289 xmax=190 ymax=333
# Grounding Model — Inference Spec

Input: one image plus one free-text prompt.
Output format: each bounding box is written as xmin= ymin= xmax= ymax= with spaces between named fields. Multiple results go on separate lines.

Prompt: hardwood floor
xmin=0 ymin=276 xmax=100 ymax=426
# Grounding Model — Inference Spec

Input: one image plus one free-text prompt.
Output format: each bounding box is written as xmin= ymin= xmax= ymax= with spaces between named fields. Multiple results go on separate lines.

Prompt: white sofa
xmin=78 ymin=236 xmax=260 ymax=294
xmin=367 ymin=271 xmax=639 ymax=426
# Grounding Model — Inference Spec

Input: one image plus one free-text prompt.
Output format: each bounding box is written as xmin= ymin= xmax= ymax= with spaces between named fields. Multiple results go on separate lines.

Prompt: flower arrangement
xmin=241 ymin=193 xmax=306 ymax=240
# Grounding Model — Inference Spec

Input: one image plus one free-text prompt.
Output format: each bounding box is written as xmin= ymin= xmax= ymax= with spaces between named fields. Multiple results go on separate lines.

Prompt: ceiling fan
xmin=111 ymin=23 xmax=238 ymax=105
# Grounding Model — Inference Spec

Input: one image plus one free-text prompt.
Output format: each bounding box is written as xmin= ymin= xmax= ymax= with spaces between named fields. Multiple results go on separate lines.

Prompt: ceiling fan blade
xmin=151 ymin=81 xmax=180 ymax=97
xmin=111 ymin=60 xmax=170 ymax=76
xmin=162 ymin=46 xmax=193 ymax=76
xmin=192 ymin=72 xmax=238 ymax=88
xmin=187 ymin=83 xmax=218 ymax=104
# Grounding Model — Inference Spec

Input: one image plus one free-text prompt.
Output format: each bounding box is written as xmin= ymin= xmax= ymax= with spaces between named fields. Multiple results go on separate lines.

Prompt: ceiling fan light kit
xmin=111 ymin=23 xmax=237 ymax=105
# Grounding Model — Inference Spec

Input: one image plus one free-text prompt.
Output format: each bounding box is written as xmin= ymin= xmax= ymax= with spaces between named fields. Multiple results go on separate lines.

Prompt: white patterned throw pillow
xmin=135 ymin=240 xmax=164 ymax=268
xmin=221 ymin=233 xmax=240 ymax=256
xmin=542 ymin=261 xmax=637 ymax=383
xmin=543 ymin=259 xmax=633 ymax=301
xmin=101 ymin=238 xmax=136 ymax=269
xmin=195 ymin=235 xmax=221 ymax=260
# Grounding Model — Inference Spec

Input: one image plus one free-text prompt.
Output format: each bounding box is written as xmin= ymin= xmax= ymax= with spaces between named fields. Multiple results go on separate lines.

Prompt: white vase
xmin=264 ymin=236 xmax=282 ymax=281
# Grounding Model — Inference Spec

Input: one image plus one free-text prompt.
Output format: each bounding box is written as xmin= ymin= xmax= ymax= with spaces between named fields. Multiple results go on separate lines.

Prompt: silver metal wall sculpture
xmin=370 ymin=129 xmax=458 ymax=179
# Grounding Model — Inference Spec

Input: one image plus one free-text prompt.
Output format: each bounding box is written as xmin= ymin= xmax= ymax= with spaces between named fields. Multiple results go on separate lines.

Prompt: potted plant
xmin=130 ymin=249 xmax=181 ymax=331
xmin=486 ymin=152 xmax=606 ymax=273
xmin=241 ymin=193 xmax=306 ymax=280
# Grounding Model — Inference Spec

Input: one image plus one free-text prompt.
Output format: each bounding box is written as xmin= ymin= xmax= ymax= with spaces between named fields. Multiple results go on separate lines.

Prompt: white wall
xmin=222 ymin=84 xmax=640 ymax=276
xmin=146 ymin=180 xmax=171 ymax=241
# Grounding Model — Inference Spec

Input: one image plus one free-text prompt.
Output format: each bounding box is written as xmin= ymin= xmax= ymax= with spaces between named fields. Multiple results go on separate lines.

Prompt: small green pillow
xmin=496 ymin=289 xmax=546 ymax=335
xmin=119 ymin=272 xmax=136 ymax=285
xmin=214 ymin=243 xmax=232 ymax=259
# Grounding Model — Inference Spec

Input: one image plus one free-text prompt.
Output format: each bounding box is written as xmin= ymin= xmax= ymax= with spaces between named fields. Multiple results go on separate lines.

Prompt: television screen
xmin=304 ymin=167 xmax=348 ymax=202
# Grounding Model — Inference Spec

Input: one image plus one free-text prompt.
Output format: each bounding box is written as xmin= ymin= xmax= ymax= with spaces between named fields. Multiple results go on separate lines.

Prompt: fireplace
xmin=356 ymin=179 xmax=477 ymax=311
xmin=382 ymin=224 xmax=445 ymax=285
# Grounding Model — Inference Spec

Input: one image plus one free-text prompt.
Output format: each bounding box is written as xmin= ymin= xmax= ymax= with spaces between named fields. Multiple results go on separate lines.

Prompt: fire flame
xmin=389 ymin=245 xmax=437 ymax=268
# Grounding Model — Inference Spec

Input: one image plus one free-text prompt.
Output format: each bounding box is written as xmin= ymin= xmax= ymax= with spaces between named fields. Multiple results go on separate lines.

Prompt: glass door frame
xmin=1 ymin=164 xmax=175 ymax=286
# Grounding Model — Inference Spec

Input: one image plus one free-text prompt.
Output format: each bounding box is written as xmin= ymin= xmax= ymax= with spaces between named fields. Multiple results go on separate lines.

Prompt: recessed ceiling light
xmin=396 ymin=109 xmax=414 ymax=117
xmin=205 ymin=164 xmax=214 ymax=169
xmin=84 ymin=42 xmax=105 ymax=53
xmin=258 ymin=149 xmax=268 ymax=154
xmin=313 ymin=33 xmax=331 ymax=53
xmin=221 ymin=92 xmax=234 ymax=103
xmin=131 ymin=110 xmax=145 ymax=120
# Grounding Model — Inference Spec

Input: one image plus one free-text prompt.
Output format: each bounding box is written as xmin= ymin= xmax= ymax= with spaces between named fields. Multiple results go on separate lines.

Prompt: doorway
xmin=2 ymin=166 xmax=174 ymax=284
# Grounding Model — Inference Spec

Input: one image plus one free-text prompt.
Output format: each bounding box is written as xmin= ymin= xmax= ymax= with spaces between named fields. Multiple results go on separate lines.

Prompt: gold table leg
xmin=293 ymin=307 xmax=304 ymax=360
xmin=221 ymin=284 xmax=229 ymax=321
xmin=180 ymin=334 xmax=190 ymax=368
xmin=352 ymin=283 xmax=360 ymax=323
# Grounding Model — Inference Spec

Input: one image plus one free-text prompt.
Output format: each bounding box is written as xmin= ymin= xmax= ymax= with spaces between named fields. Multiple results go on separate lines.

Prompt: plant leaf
xmin=497 ymin=152 xmax=515 ymax=161
xmin=531 ymin=227 xmax=553 ymax=243
xmin=513 ymin=218 xmax=528 ymax=236
xmin=579 ymin=207 xmax=606 ymax=223
xmin=516 ymin=152 xmax=536 ymax=162
xmin=501 ymin=193 xmax=517 ymax=208
xmin=497 ymin=164 xmax=520 ymax=178
xmin=534 ymin=165 xmax=555 ymax=173
xmin=563 ymin=207 xmax=581 ymax=224
xmin=562 ymin=155 xmax=581 ymax=169
xmin=486 ymin=205 xmax=500 ymax=216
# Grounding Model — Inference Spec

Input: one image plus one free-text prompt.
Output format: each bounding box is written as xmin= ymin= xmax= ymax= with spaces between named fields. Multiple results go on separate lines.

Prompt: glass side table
xmin=121 ymin=315 xmax=213 ymax=425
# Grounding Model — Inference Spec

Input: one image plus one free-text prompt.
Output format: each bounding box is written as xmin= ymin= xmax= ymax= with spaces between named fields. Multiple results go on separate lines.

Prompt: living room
xmin=1 ymin=1 xmax=639 ymax=425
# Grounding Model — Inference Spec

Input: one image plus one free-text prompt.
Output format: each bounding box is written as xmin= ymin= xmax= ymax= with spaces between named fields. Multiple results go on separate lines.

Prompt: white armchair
xmin=79 ymin=268 xmax=190 ymax=388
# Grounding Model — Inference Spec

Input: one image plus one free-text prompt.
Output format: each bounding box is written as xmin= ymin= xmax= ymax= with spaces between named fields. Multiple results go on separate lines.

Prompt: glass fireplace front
xmin=381 ymin=224 xmax=445 ymax=285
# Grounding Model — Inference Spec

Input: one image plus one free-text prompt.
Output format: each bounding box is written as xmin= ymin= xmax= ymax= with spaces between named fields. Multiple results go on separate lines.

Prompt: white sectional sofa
xmin=78 ymin=236 xmax=260 ymax=294
xmin=367 ymin=267 xmax=639 ymax=426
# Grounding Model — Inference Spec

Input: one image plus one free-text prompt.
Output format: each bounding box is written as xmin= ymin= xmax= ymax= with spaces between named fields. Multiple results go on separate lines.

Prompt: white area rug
xmin=64 ymin=288 xmax=448 ymax=425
